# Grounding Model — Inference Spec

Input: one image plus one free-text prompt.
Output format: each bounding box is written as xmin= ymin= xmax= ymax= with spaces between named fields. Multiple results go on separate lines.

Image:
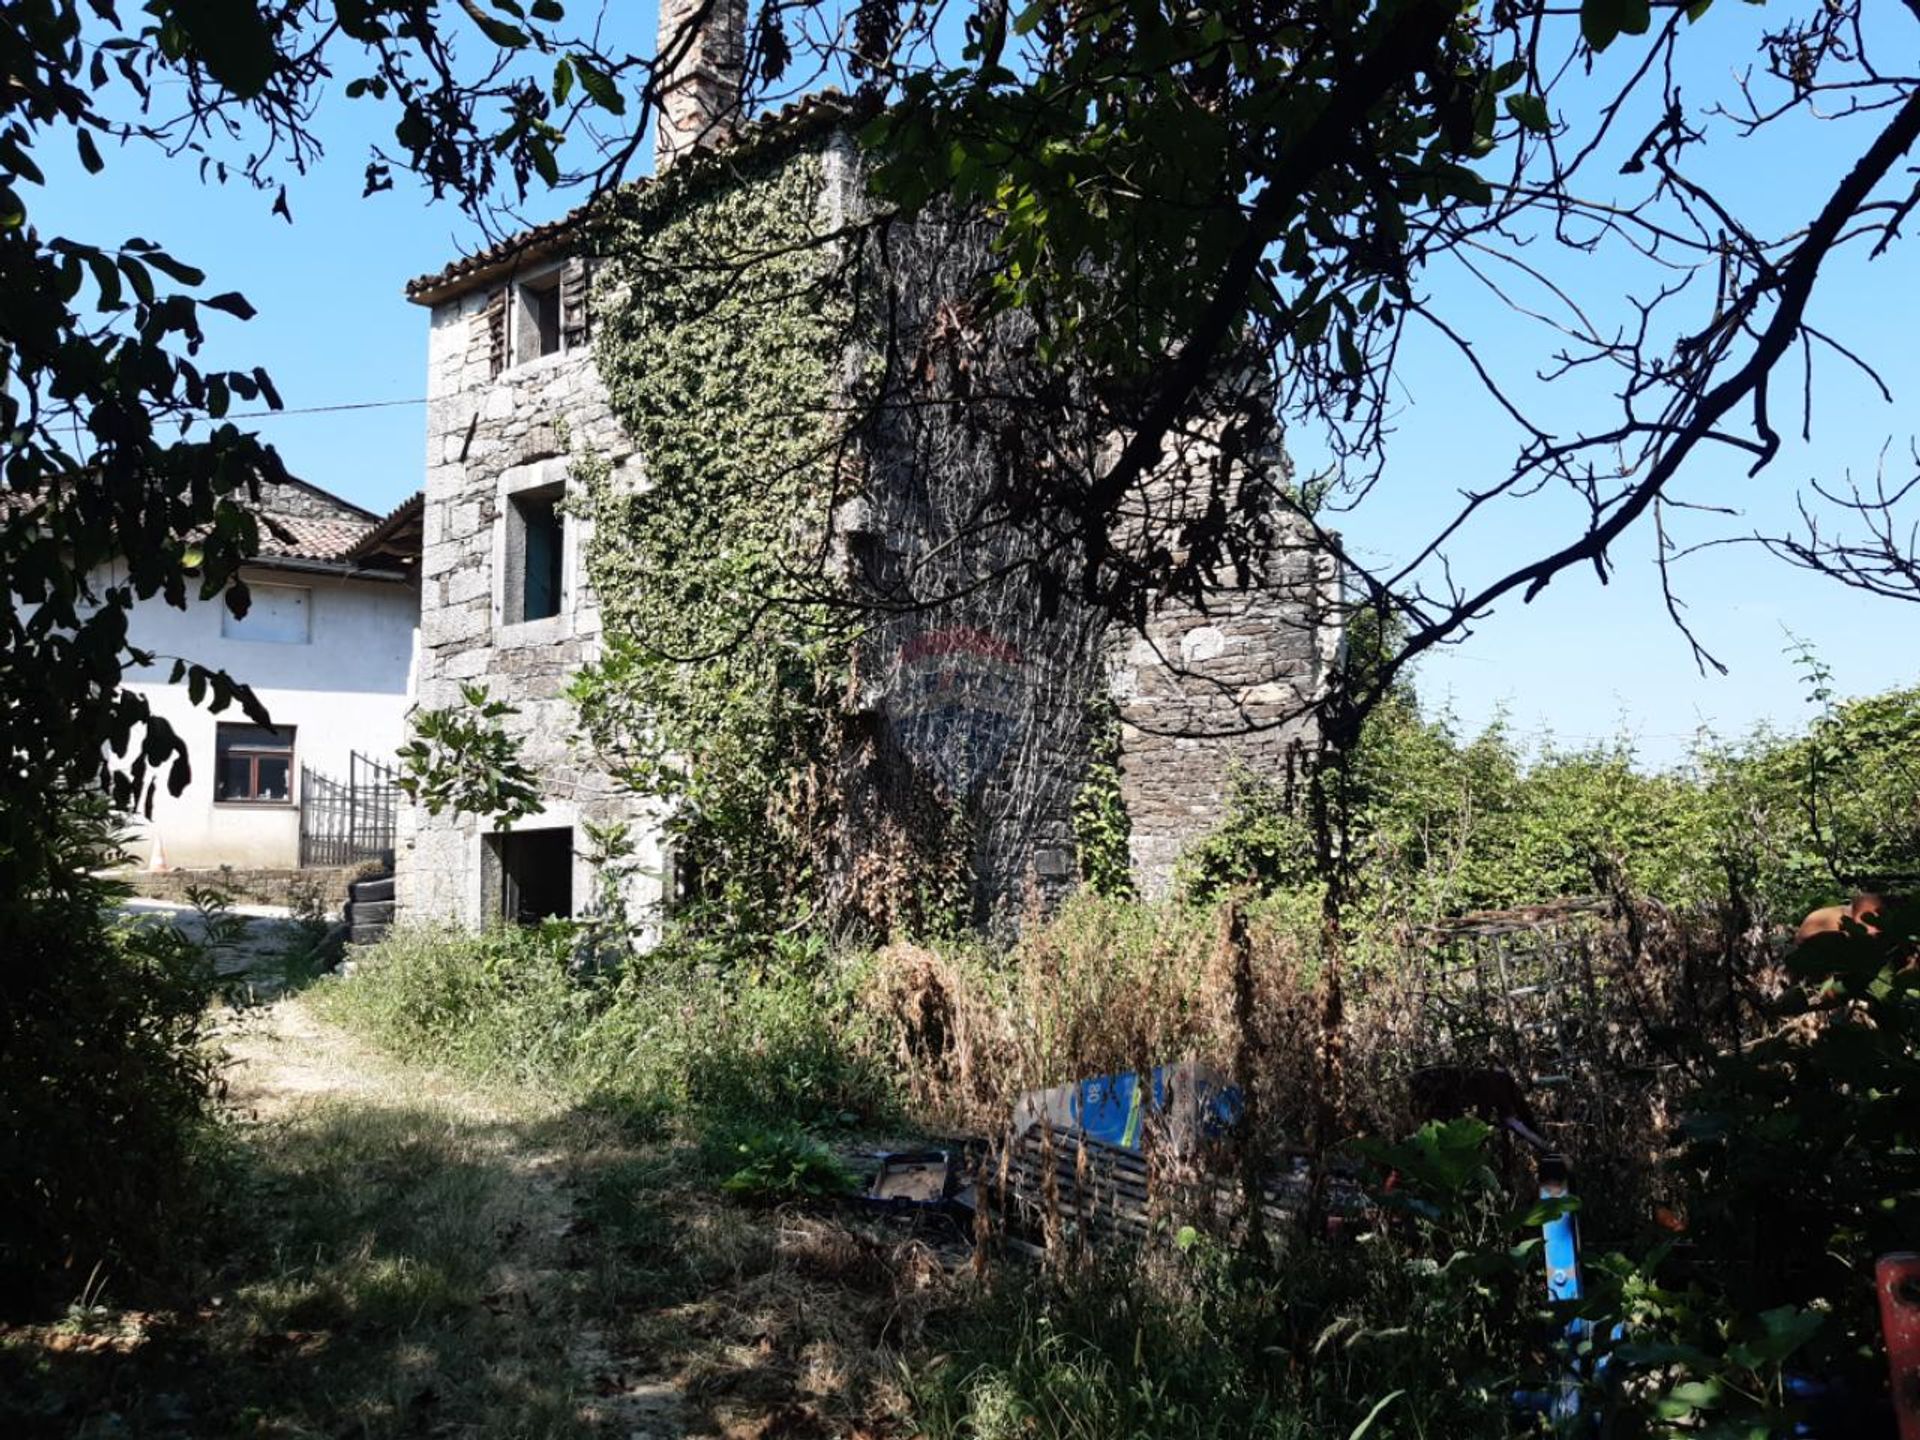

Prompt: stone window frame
xmin=492 ymin=456 xmax=577 ymax=647
xmin=481 ymin=820 xmax=577 ymax=924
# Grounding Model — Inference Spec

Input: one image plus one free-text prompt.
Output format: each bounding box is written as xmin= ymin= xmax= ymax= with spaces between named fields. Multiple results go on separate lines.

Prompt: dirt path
xmin=6 ymin=986 xmax=913 ymax=1438
xmin=221 ymin=994 xmax=514 ymax=1117
xmin=215 ymin=995 xmax=696 ymax=1438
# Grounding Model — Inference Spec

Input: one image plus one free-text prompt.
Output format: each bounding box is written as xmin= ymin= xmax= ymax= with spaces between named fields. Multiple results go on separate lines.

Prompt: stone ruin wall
xmin=1114 ymin=525 xmax=1339 ymax=895
xmin=401 ymin=125 xmax=1338 ymax=933
xmin=396 ymin=280 xmax=663 ymax=931
xmin=851 ymin=189 xmax=1338 ymax=916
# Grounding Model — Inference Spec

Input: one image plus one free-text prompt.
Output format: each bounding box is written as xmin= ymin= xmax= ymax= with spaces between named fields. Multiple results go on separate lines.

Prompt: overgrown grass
xmin=0 ymin=1079 xmax=586 ymax=1437
xmin=318 ymin=921 xmax=899 ymax=1136
xmin=909 ymin=1126 xmax=1537 ymax=1440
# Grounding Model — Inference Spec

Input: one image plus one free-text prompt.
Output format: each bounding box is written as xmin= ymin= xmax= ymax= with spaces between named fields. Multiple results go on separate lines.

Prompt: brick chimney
xmin=655 ymin=0 xmax=747 ymax=171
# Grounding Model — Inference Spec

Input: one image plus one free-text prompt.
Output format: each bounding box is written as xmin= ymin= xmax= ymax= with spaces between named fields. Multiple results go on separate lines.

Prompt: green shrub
xmin=1175 ymin=678 xmax=1920 ymax=929
xmin=710 ymin=1125 xmax=859 ymax=1203
xmin=0 ymin=801 xmax=223 ymax=1316
xmin=1565 ymin=900 xmax=1920 ymax=1435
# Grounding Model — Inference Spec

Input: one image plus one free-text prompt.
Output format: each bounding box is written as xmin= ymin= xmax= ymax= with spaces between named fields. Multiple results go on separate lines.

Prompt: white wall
xmin=115 ymin=563 xmax=419 ymax=870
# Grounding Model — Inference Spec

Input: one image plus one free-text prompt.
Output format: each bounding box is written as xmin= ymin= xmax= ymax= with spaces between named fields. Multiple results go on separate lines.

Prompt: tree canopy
xmin=4 ymin=0 xmax=1919 ymax=890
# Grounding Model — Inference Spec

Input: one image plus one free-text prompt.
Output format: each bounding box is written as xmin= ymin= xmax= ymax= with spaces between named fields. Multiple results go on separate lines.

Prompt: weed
xmin=712 ymin=1126 xmax=859 ymax=1203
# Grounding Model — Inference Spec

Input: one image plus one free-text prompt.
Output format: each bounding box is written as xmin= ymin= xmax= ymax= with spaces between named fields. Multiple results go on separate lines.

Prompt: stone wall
xmin=402 ymin=121 xmax=1338 ymax=934
xmin=258 ymin=478 xmax=372 ymax=523
xmin=397 ymin=271 xmax=664 ymax=932
xmin=117 ymin=864 xmax=369 ymax=911
xmin=850 ymin=198 xmax=1338 ymax=915
xmin=1114 ymin=525 xmax=1339 ymax=895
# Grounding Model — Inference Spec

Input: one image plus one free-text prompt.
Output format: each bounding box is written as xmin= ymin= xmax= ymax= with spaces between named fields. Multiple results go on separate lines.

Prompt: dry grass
xmin=865 ymin=893 xmax=1424 ymax=1150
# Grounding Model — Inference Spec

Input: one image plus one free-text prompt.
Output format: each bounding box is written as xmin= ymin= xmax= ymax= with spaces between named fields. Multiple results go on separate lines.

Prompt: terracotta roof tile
xmin=256 ymin=511 xmax=372 ymax=563
xmin=345 ymin=491 xmax=424 ymax=565
xmin=403 ymin=89 xmax=869 ymax=304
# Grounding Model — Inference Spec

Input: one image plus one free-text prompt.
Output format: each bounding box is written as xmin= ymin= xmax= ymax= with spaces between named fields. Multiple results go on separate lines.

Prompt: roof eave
xmin=243 ymin=555 xmax=415 ymax=583
xmin=405 ymin=234 xmax=580 ymax=308
xmin=402 ymin=89 xmax=868 ymax=307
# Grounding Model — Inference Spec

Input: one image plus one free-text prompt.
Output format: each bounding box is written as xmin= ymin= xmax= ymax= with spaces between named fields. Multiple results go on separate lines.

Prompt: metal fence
xmin=299 ymin=751 xmax=400 ymax=869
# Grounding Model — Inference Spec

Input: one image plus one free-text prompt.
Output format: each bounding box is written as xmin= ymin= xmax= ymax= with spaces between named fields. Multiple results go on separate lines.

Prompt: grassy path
xmin=2 ymin=995 xmax=694 ymax=1438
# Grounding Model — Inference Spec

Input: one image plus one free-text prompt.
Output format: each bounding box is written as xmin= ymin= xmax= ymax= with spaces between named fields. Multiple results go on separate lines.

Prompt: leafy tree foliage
xmin=0 ymin=802 xmax=224 ymax=1316
xmin=395 ymin=684 xmax=544 ymax=829
xmin=2 ymin=0 xmax=622 ymax=1310
xmin=1184 ymin=673 xmax=1920 ymax=927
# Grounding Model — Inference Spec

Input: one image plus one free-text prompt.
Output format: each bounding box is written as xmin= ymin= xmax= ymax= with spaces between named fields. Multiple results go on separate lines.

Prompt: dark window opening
xmin=215 ymin=723 xmax=294 ymax=803
xmin=530 ymin=283 xmax=561 ymax=356
xmin=515 ymin=275 xmax=562 ymax=363
xmin=494 ymin=827 xmax=573 ymax=925
xmin=513 ymin=491 xmax=565 ymax=622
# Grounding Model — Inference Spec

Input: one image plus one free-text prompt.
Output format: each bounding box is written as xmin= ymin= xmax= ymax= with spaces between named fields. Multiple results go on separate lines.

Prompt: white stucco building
xmin=118 ymin=481 xmax=422 ymax=872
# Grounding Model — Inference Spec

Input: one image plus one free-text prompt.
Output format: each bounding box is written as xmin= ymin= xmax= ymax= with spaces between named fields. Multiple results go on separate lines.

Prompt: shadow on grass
xmin=0 ymin=1101 xmax=587 ymax=1439
xmin=0 ymin=1094 xmax=946 ymax=1440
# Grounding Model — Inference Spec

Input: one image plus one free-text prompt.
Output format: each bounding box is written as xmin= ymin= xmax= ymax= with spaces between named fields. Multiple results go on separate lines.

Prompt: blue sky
xmin=32 ymin=3 xmax=1917 ymax=768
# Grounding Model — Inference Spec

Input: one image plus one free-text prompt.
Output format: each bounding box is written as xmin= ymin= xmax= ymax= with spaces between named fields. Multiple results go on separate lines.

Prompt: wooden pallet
xmin=985 ymin=1123 xmax=1362 ymax=1250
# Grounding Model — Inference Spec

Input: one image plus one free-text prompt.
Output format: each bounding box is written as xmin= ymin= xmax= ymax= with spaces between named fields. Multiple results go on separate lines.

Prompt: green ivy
xmin=1072 ymin=696 xmax=1135 ymax=898
xmin=570 ymin=143 xmax=857 ymax=940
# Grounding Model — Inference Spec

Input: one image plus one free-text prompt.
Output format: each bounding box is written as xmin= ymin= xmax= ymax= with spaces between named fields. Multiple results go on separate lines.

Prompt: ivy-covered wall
xmin=573 ymin=129 xmax=1109 ymax=937
xmin=403 ymin=112 xmax=1336 ymax=942
xmin=573 ymin=138 xmax=863 ymax=936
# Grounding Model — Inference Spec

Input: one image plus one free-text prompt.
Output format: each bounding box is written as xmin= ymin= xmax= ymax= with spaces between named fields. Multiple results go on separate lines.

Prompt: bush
xmin=1181 ymin=680 xmax=1920 ymax=930
xmin=0 ymin=802 xmax=223 ymax=1317
xmin=710 ymin=1125 xmax=859 ymax=1203
xmin=1574 ymin=900 xmax=1920 ymax=1435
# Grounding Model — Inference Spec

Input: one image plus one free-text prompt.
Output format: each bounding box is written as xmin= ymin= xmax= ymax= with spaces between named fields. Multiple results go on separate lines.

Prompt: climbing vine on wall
xmin=1072 ymin=695 xmax=1134 ymax=898
xmin=570 ymin=142 xmax=859 ymax=939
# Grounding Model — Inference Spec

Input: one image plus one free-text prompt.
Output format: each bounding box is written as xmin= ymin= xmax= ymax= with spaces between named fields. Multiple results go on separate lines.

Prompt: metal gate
xmin=299 ymin=751 xmax=400 ymax=869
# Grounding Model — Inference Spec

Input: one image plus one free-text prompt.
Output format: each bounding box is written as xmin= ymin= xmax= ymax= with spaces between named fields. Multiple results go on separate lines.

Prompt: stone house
xmin=394 ymin=0 xmax=1340 ymax=934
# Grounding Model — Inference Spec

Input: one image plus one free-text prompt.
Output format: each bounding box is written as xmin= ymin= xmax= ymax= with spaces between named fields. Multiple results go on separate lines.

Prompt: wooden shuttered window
xmin=480 ymin=286 xmax=508 ymax=378
xmin=559 ymin=257 xmax=591 ymax=351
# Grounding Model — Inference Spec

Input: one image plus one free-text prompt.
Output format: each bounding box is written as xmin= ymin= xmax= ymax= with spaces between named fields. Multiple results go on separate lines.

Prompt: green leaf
xmin=1507 ymin=1193 xmax=1581 ymax=1229
xmin=572 ymin=56 xmax=624 ymax=115
xmin=169 ymin=0 xmax=281 ymax=98
xmin=118 ymin=255 xmax=156 ymax=306
xmin=468 ymin=9 xmax=530 ymax=49
xmin=1505 ymin=94 xmax=1550 ymax=135
xmin=140 ymin=248 xmax=206 ymax=287
xmin=1656 ymin=1377 xmax=1723 ymax=1417
xmin=552 ymin=56 xmax=574 ymax=106
xmin=1749 ymin=1304 xmax=1823 ymax=1364
xmin=1582 ymin=0 xmax=1652 ymax=51
xmin=204 ymin=291 xmax=257 ymax=320
xmin=530 ymin=136 xmax=559 ymax=186
xmin=75 ymin=128 xmax=104 ymax=174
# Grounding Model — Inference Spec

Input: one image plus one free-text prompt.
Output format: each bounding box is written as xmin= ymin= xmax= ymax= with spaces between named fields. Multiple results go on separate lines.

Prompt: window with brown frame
xmin=214 ymin=723 xmax=295 ymax=803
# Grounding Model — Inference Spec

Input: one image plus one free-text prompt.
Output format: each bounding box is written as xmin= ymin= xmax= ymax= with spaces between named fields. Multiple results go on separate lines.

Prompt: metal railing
xmin=298 ymin=751 xmax=400 ymax=869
